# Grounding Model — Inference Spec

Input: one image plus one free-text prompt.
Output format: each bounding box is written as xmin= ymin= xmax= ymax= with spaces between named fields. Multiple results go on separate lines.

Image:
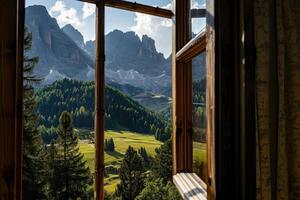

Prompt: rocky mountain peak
xmin=25 ymin=5 xmax=93 ymax=81
xmin=141 ymin=35 xmax=156 ymax=53
xmin=62 ymin=24 xmax=85 ymax=49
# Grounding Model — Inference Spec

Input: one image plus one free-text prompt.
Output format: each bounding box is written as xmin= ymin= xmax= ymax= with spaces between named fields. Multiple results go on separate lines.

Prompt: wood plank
xmin=205 ymin=0 xmax=215 ymax=199
xmin=94 ymin=1 xmax=105 ymax=200
xmin=191 ymin=9 xmax=206 ymax=18
xmin=77 ymin=0 xmax=173 ymax=18
xmin=189 ymin=173 xmax=207 ymax=192
xmin=176 ymin=29 xmax=206 ymax=62
xmin=242 ymin=0 xmax=256 ymax=198
xmin=181 ymin=173 xmax=206 ymax=200
xmin=174 ymin=174 xmax=196 ymax=200
xmin=173 ymin=0 xmax=193 ymax=175
xmin=16 ymin=0 xmax=25 ymax=198
xmin=0 ymin=0 xmax=23 ymax=199
xmin=173 ymin=173 xmax=207 ymax=200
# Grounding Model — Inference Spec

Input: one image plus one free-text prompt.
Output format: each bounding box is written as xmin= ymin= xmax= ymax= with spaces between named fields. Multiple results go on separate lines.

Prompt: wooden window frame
xmin=0 ymin=0 xmax=257 ymax=199
xmin=172 ymin=0 xmax=213 ymax=199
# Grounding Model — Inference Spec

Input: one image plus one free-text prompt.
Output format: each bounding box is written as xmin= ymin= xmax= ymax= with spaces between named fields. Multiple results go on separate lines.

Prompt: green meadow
xmin=79 ymin=130 xmax=207 ymax=194
xmin=79 ymin=130 xmax=163 ymax=193
xmin=193 ymin=141 xmax=207 ymax=164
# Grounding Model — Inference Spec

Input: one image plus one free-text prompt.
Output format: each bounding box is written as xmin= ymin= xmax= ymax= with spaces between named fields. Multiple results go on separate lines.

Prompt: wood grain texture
xmin=78 ymin=0 xmax=173 ymax=19
xmin=255 ymin=0 xmax=300 ymax=199
xmin=172 ymin=0 xmax=193 ymax=175
xmin=205 ymin=0 xmax=215 ymax=199
xmin=176 ymin=30 xmax=206 ymax=63
xmin=173 ymin=173 xmax=207 ymax=200
xmin=0 ymin=0 xmax=23 ymax=199
xmin=94 ymin=2 xmax=105 ymax=200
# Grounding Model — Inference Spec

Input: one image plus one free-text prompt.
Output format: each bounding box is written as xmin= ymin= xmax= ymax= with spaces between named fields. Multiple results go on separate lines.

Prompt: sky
xmin=25 ymin=0 xmax=205 ymax=57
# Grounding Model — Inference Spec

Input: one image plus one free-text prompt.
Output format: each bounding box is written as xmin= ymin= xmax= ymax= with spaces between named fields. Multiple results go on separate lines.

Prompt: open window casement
xmin=172 ymin=0 xmax=215 ymax=199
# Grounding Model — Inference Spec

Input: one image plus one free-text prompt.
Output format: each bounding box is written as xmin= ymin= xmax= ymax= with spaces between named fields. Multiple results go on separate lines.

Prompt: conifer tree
xmin=138 ymin=147 xmax=150 ymax=169
xmin=152 ymin=139 xmax=173 ymax=182
xmin=116 ymin=146 xmax=145 ymax=200
xmin=50 ymin=111 xmax=93 ymax=199
xmin=22 ymin=28 xmax=48 ymax=199
xmin=110 ymin=138 xmax=115 ymax=151
xmin=47 ymin=141 xmax=60 ymax=199
xmin=104 ymin=138 xmax=115 ymax=152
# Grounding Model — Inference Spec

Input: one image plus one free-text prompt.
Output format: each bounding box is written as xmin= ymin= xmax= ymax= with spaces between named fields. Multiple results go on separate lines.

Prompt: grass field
xmin=193 ymin=141 xmax=207 ymax=164
xmin=193 ymin=141 xmax=208 ymax=183
xmin=79 ymin=130 xmax=163 ymax=194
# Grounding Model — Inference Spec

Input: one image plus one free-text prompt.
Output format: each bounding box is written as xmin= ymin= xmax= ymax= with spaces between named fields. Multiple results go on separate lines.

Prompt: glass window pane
xmin=104 ymin=7 xmax=177 ymax=199
xmin=23 ymin=1 xmax=95 ymax=199
xmin=192 ymin=52 xmax=208 ymax=184
xmin=191 ymin=0 xmax=206 ymax=37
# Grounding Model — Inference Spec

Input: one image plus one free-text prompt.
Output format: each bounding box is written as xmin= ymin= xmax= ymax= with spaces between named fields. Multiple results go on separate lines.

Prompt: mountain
xmin=107 ymin=82 xmax=145 ymax=96
xmin=25 ymin=5 xmax=94 ymax=82
xmin=25 ymin=5 xmax=205 ymax=93
xmin=62 ymin=24 xmax=85 ymax=49
xmin=36 ymin=79 xmax=167 ymax=134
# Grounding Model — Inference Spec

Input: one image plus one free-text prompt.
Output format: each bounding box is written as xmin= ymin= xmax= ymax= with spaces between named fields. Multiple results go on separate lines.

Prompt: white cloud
xmin=82 ymin=3 xmax=95 ymax=19
xmin=49 ymin=1 xmax=81 ymax=27
xmin=191 ymin=0 xmax=206 ymax=9
xmin=131 ymin=12 xmax=172 ymax=57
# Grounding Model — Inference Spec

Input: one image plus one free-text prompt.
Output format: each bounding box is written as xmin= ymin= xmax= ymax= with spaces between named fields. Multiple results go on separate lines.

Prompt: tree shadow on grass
xmin=106 ymin=150 xmax=124 ymax=159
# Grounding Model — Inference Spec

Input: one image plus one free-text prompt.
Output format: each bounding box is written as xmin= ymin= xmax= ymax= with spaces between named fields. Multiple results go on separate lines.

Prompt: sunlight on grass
xmin=193 ymin=142 xmax=207 ymax=164
xmin=79 ymin=130 xmax=163 ymax=194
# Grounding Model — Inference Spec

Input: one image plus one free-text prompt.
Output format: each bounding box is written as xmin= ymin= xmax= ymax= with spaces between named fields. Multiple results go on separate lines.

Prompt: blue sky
xmin=26 ymin=0 xmax=205 ymax=57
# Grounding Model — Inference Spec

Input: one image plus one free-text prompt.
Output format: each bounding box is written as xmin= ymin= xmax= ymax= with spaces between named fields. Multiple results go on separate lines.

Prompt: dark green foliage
xmin=36 ymin=79 xmax=167 ymax=134
xmin=22 ymin=28 xmax=48 ymax=199
xmin=38 ymin=125 xmax=58 ymax=144
xmin=192 ymin=79 xmax=206 ymax=103
xmin=116 ymin=146 xmax=145 ymax=200
xmin=135 ymin=179 xmax=180 ymax=200
xmin=192 ymin=79 xmax=206 ymax=143
xmin=163 ymin=181 xmax=182 ymax=200
xmin=48 ymin=111 xmax=93 ymax=199
xmin=105 ymin=138 xmax=115 ymax=152
xmin=138 ymin=147 xmax=151 ymax=169
xmin=152 ymin=139 xmax=173 ymax=182
xmin=154 ymin=124 xmax=171 ymax=142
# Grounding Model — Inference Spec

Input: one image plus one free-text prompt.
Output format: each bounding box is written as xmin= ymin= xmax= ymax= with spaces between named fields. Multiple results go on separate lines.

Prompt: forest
xmin=36 ymin=79 xmax=169 ymax=137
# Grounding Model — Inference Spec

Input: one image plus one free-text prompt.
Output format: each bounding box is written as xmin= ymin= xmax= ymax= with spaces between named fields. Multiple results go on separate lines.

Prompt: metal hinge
xmin=208 ymin=176 xmax=212 ymax=186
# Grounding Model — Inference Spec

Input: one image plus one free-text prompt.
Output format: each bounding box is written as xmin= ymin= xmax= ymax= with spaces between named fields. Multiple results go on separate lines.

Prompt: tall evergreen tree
xmin=152 ymin=139 xmax=173 ymax=182
xmin=116 ymin=146 xmax=145 ymax=200
xmin=105 ymin=138 xmax=115 ymax=152
xmin=22 ymin=28 xmax=48 ymax=199
xmin=50 ymin=111 xmax=93 ymax=199
xmin=138 ymin=147 xmax=150 ymax=169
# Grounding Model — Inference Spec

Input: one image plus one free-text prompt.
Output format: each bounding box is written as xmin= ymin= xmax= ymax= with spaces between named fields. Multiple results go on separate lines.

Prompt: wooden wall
xmin=0 ymin=0 xmax=23 ymax=199
xmin=212 ymin=0 xmax=256 ymax=198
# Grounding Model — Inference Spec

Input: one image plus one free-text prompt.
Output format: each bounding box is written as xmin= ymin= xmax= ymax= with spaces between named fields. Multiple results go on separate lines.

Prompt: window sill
xmin=173 ymin=173 xmax=207 ymax=200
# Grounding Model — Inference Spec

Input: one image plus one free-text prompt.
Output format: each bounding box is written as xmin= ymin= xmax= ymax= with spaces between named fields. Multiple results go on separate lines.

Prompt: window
xmin=172 ymin=0 xmax=215 ymax=199
xmin=21 ymin=0 xmax=175 ymax=200
xmin=192 ymin=53 xmax=208 ymax=184
xmin=18 ymin=0 xmax=214 ymax=200
xmin=190 ymin=0 xmax=206 ymax=37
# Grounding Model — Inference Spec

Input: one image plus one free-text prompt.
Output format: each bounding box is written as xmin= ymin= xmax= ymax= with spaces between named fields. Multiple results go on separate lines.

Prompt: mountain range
xmin=25 ymin=5 xmax=205 ymax=96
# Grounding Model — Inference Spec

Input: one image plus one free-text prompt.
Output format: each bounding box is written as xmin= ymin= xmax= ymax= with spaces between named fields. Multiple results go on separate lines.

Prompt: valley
xmin=78 ymin=130 xmax=163 ymax=193
xmin=22 ymin=4 xmax=206 ymax=199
